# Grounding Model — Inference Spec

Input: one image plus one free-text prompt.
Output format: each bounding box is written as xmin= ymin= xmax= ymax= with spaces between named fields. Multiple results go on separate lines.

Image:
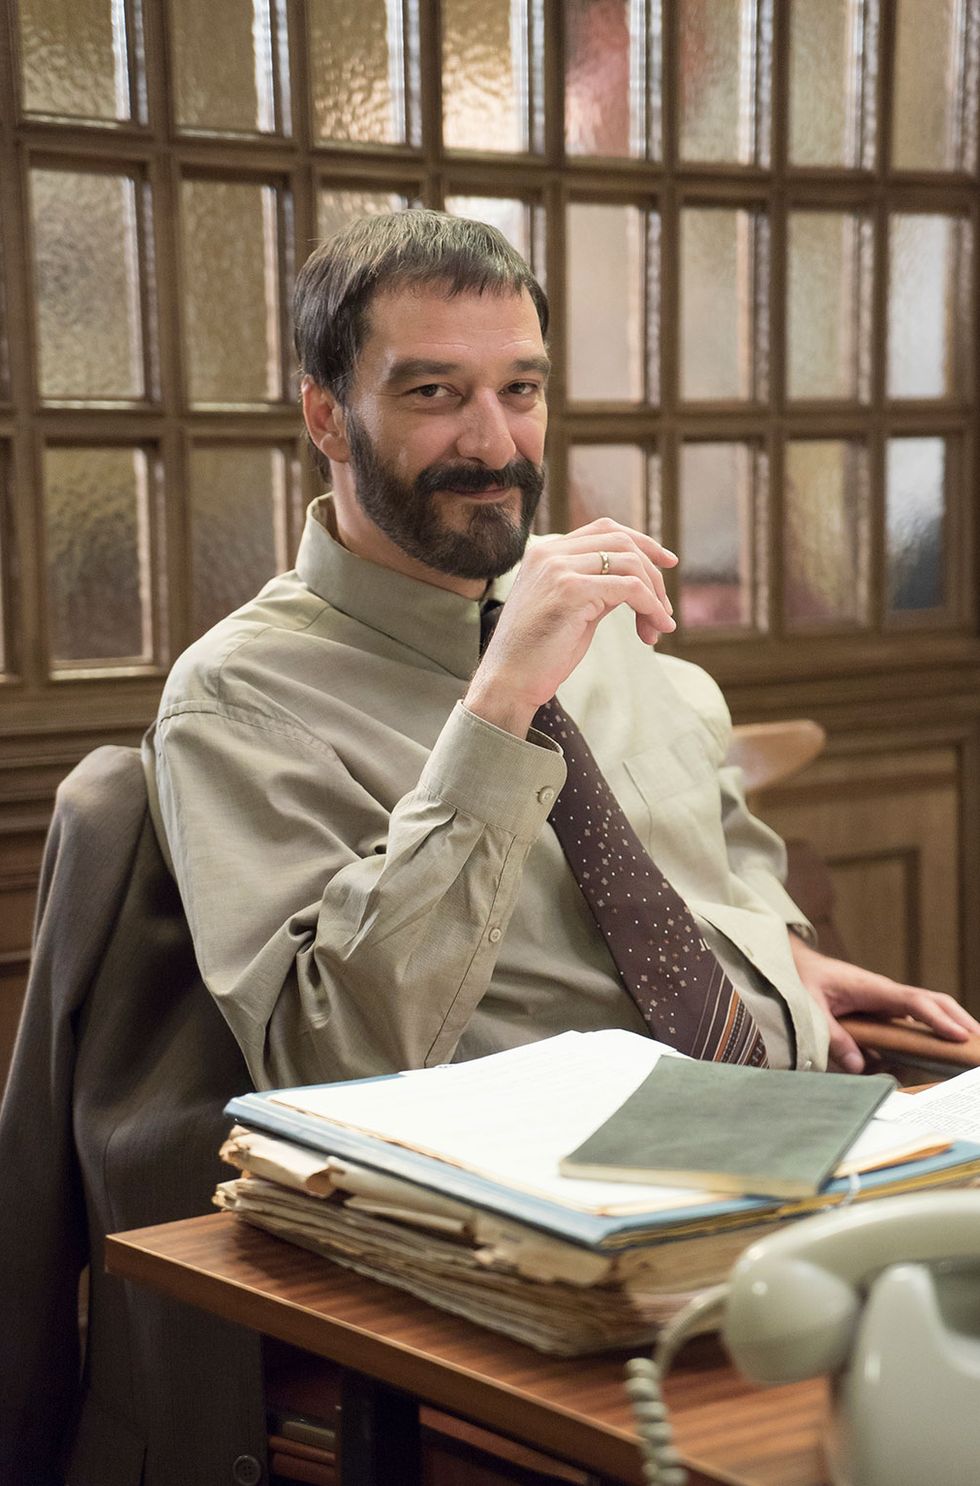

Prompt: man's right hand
xmin=464 ymin=518 xmax=678 ymax=738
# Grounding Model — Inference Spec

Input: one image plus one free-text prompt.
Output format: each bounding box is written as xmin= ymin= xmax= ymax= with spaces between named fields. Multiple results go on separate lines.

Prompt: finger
xmin=581 ymin=546 xmax=674 ymax=614
xmin=924 ymin=993 xmax=980 ymax=1035
xmin=825 ymin=1015 xmax=865 ymax=1074
xmin=829 ymin=968 xmax=978 ymax=1042
xmin=559 ymin=524 xmax=679 ymax=568
xmin=543 ymin=546 xmax=675 ymax=626
xmin=587 ymin=573 xmax=676 ymax=632
xmin=901 ymin=990 xmax=975 ymax=1041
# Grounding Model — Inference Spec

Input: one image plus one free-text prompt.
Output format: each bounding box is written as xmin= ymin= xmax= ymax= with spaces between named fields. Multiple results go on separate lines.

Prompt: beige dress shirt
xmin=144 ymin=497 xmax=829 ymax=1088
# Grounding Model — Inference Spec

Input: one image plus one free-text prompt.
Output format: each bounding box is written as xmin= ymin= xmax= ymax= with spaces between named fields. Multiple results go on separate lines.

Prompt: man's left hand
xmin=788 ymin=932 xmax=980 ymax=1073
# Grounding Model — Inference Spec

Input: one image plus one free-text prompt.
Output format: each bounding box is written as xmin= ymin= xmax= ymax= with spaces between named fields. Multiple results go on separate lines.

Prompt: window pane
xmin=317 ymin=189 xmax=409 ymax=244
xmin=31 ymin=169 xmax=146 ymax=401
xmin=564 ymin=0 xmax=658 ymax=159
xmin=309 ymin=0 xmax=416 ymax=144
xmin=787 ymin=212 xmax=871 ymax=400
xmin=190 ymin=446 xmax=289 ymax=636
xmin=893 ymin=0 xmax=978 ymax=172
xmin=681 ymin=208 xmax=766 ymax=401
xmin=888 ymin=215 xmax=971 ymax=398
xmin=788 ymin=0 xmax=877 ymax=167
xmin=182 ymin=180 xmax=282 ymax=405
xmin=442 ymin=0 xmax=543 ymax=153
xmin=445 ymin=195 xmax=534 ymax=266
xmin=886 ymin=438 xmax=946 ymax=612
xmin=784 ymin=441 xmax=868 ymax=627
xmin=172 ymin=0 xmax=277 ymax=133
xmin=568 ymin=445 xmax=648 ymax=529
xmin=566 ymin=204 xmax=645 ymax=401
xmin=18 ymin=0 xmax=133 ymax=121
xmin=678 ymin=0 xmax=771 ymax=165
xmin=44 ymin=446 xmax=153 ymax=666
xmin=679 ymin=443 xmax=763 ymax=630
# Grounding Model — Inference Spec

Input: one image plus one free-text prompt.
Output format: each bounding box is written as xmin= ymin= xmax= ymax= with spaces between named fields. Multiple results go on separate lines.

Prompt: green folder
xmin=559 ymin=1058 xmax=897 ymax=1198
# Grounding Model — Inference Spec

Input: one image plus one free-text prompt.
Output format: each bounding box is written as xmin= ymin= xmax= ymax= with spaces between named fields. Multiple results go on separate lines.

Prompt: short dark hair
xmin=294 ymin=208 xmax=549 ymax=406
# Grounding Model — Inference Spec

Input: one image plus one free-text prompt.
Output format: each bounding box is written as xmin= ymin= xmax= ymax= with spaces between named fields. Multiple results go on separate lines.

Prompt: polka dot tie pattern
xmin=479 ymin=602 xmax=768 ymax=1065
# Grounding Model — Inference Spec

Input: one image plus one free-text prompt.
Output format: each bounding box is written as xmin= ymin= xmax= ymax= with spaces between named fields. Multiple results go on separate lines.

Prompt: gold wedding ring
xmin=599 ymin=550 xmax=611 ymax=576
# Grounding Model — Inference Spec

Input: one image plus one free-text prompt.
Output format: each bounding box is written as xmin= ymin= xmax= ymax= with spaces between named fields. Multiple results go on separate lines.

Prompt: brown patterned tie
xmin=480 ymin=603 xmax=768 ymax=1065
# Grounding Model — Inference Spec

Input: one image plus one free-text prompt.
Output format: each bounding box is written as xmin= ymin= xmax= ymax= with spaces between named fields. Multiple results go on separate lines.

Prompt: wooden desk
xmin=106 ymin=1212 xmax=829 ymax=1486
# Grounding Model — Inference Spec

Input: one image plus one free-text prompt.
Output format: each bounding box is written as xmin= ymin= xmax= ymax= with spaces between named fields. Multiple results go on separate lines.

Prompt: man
xmin=145 ymin=209 xmax=979 ymax=1089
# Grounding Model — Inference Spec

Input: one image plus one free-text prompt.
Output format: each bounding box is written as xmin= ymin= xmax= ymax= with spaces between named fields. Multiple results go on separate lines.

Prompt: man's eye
xmin=413 ymin=384 xmax=449 ymax=399
xmin=507 ymin=381 xmax=540 ymax=398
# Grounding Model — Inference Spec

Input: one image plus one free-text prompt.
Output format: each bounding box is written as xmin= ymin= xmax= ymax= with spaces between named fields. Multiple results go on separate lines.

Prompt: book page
xmin=272 ymin=1030 xmax=706 ymax=1213
xmin=878 ymin=1066 xmax=980 ymax=1142
xmin=266 ymin=1030 xmax=944 ymax=1215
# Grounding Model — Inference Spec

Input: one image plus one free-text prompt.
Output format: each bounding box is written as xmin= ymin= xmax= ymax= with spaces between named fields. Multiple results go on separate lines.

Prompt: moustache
xmin=414 ymin=458 xmax=543 ymax=499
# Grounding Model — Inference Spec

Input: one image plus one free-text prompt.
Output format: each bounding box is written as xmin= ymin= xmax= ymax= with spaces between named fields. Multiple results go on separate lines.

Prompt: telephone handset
xmin=722 ymin=1189 xmax=980 ymax=1486
xmin=724 ymin=1187 xmax=980 ymax=1383
xmin=627 ymin=1190 xmax=980 ymax=1486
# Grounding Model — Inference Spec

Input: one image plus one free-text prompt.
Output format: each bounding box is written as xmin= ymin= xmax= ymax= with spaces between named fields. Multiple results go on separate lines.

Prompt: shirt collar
xmin=294 ymin=496 xmax=518 ymax=680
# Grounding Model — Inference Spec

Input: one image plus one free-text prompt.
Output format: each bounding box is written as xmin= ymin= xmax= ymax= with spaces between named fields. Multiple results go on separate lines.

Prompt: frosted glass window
xmin=19 ymin=0 xmax=134 ymax=121
xmin=568 ymin=445 xmax=650 ymax=530
xmin=442 ymin=0 xmax=544 ymax=153
xmin=886 ymin=438 xmax=946 ymax=612
xmin=564 ymin=0 xmax=660 ymax=159
xmin=190 ymin=446 xmax=290 ymax=636
xmin=44 ymin=446 xmax=154 ymax=666
xmin=679 ymin=0 xmax=771 ymax=164
xmin=445 ymin=195 xmax=537 ymax=269
xmin=172 ymin=0 xmax=279 ymax=134
xmin=679 ymin=443 xmax=763 ymax=630
xmin=888 ymin=215 xmax=970 ymax=398
xmin=182 ymin=180 xmax=283 ymax=405
xmin=310 ymin=0 xmax=417 ymax=144
xmin=784 ymin=441 xmax=868 ymax=627
xmin=788 ymin=0 xmax=878 ymax=167
xmin=31 ymin=169 xmax=146 ymax=402
xmin=787 ymin=212 xmax=871 ymax=401
xmin=681 ymin=208 xmax=766 ymax=401
xmin=317 ymin=189 xmax=409 ymax=244
xmin=892 ymin=0 xmax=978 ymax=172
xmin=566 ymin=204 xmax=646 ymax=402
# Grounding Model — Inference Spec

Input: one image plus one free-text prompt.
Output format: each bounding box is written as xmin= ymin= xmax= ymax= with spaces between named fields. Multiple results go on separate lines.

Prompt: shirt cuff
xmin=419 ymin=701 xmax=567 ymax=842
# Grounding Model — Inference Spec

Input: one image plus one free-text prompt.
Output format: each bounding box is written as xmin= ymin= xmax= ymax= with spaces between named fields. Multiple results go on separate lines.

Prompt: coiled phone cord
xmin=624 ymin=1282 xmax=732 ymax=1486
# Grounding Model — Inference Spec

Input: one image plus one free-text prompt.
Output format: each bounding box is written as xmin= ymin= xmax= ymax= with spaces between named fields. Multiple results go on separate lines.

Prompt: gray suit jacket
xmin=0 ymin=746 xmax=267 ymax=1486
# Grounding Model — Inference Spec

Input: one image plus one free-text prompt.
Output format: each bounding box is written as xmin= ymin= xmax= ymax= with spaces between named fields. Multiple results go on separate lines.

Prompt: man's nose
xmin=454 ymin=394 xmax=517 ymax=468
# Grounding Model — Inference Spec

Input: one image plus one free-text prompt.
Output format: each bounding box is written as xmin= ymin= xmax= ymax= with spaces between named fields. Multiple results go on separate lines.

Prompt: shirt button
xmin=537 ymin=786 xmax=555 ymax=804
xmin=802 ymin=1058 xmax=813 ymax=1071
xmin=488 ymin=927 xmax=502 ymax=944
xmin=232 ymin=1455 xmax=262 ymax=1486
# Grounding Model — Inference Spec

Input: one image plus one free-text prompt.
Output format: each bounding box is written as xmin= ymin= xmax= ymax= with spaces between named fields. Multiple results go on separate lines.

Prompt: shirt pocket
xmin=622 ymin=727 xmax=717 ymax=807
xmin=621 ymin=728 xmax=729 ymax=886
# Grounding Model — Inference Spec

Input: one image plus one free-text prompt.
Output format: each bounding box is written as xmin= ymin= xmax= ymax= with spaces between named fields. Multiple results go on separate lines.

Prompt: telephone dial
xmin=627 ymin=1189 xmax=980 ymax=1486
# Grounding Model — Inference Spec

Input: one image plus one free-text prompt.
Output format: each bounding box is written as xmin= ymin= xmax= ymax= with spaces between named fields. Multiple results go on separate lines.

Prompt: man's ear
xmin=301 ymin=376 xmax=351 ymax=465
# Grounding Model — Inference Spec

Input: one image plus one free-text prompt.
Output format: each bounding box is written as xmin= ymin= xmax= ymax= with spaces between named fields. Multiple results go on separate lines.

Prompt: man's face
xmin=338 ymin=285 xmax=549 ymax=583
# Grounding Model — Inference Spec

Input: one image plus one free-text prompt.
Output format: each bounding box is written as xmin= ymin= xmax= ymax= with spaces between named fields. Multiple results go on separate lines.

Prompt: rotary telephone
xmin=627 ymin=1190 xmax=980 ymax=1486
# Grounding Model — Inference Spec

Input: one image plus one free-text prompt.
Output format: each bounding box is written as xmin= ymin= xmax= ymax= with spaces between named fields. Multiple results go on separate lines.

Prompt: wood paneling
xmin=752 ymin=740 xmax=968 ymax=1006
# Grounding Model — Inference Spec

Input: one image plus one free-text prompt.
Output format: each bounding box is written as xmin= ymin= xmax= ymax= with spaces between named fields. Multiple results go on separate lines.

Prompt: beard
xmin=345 ymin=413 xmax=544 ymax=581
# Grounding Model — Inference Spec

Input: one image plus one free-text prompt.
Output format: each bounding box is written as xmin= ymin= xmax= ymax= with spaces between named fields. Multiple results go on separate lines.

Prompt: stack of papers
xmin=216 ymin=1030 xmax=980 ymax=1356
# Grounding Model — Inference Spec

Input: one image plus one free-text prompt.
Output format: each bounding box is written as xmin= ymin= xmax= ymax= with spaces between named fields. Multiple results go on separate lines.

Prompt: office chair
xmin=0 ymin=745 xmax=266 ymax=1486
